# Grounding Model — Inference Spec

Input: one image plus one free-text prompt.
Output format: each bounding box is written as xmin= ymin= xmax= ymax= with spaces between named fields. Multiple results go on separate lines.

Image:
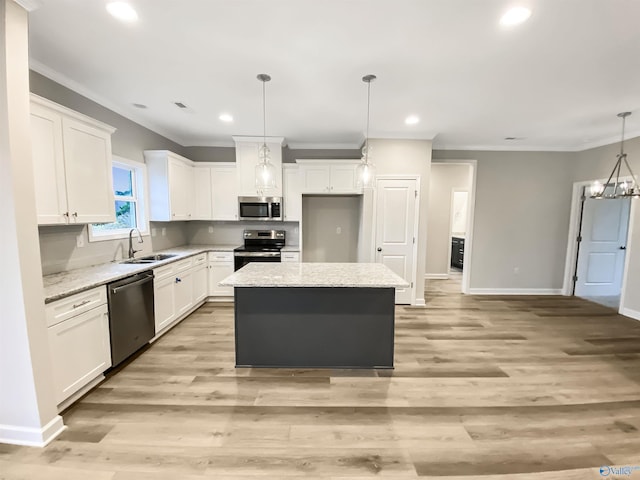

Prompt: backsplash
xmin=187 ymin=221 xmax=300 ymax=246
xmin=39 ymin=222 xmax=188 ymax=275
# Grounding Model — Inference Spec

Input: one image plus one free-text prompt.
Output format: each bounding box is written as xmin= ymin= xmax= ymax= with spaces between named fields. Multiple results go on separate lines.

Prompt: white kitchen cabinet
xmin=208 ymin=251 xmax=234 ymax=297
xmin=281 ymin=251 xmax=300 ymax=263
xmin=153 ymin=264 xmax=176 ymax=333
xmin=30 ymin=94 xmax=116 ymax=225
xmin=192 ymin=254 xmax=208 ymax=303
xmin=297 ymin=160 xmax=362 ymax=194
xmin=233 ymin=136 xmax=284 ymax=197
xmin=283 ymin=164 xmax=301 ymax=221
xmin=145 ymin=150 xmax=195 ymax=221
xmin=193 ymin=166 xmax=213 ymax=220
xmin=211 ymin=163 xmax=238 ymax=221
xmin=46 ymin=286 xmax=111 ymax=405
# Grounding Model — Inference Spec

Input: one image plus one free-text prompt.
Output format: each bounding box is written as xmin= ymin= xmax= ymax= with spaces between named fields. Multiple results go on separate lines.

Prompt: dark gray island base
xmin=234 ymin=287 xmax=395 ymax=368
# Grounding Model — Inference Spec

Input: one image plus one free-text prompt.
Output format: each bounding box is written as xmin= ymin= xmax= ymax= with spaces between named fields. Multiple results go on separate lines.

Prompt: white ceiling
xmin=27 ymin=0 xmax=640 ymax=151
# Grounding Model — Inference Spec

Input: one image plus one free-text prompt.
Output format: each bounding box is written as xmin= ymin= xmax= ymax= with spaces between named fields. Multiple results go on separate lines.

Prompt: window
xmin=89 ymin=156 xmax=148 ymax=242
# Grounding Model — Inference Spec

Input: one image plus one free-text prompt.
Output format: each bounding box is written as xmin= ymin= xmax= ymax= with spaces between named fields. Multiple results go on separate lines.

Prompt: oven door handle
xmin=234 ymin=251 xmax=281 ymax=258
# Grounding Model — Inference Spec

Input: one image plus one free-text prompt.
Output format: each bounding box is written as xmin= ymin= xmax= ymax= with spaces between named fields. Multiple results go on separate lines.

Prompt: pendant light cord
xmin=620 ymin=113 xmax=626 ymax=157
xmin=262 ymin=79 xmax=267 ymax=157
xmin=365 ymin=80 xmax=371 ymax=163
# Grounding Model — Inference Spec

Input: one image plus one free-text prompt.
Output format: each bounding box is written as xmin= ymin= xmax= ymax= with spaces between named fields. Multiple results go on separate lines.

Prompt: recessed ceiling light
xmin=405 ymin=115 xmax=420 ymax=125
xmin=106 ymin=2 xmax=138 ymax=23
xmin=500 ymin=6 xmax=531 ymax=26
xmin=219 ymin=113 xmax=233 ymax=123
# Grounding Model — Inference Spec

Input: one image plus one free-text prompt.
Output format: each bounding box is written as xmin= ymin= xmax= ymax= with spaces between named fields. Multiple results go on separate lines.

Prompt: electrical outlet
xmin=514 ymin=267 xmax=520 ymax=274
xmin=294 ymin=227 xmax=299 ymax=234
xmin=151 ymin=228 xmax=157 ymax=237
xmin=161 ymin=227 xmax=166 ymax=236
xmin=336 ymin=226 xmax=342 ymax=234
xmin=76 ymin=233 xmax=85 ymax=248
xmin=208 ymin=226 xmax=214 ymax=233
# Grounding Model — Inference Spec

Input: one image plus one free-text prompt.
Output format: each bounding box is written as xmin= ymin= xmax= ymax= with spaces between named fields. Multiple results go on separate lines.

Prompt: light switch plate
xmin=76 ymin=233 xmax=85 ymax=248
xmin=208 ymin=226 xmax=214 ymax=233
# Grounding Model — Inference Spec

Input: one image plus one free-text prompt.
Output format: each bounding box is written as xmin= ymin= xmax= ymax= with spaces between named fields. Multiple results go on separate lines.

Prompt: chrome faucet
xmin=128 ymin=228 xmax=143 ymax=258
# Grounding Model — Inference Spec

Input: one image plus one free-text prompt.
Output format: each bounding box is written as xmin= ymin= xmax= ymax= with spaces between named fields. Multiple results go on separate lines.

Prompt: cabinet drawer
xmin=46 ymin=286 xmax=107 ymax=327
xmin=209 ymin=251 xmax=233 ymax=262
xmin=281 ymin=251 xmax=300 ymax=262
xmin=174 ymin=257 xmax=193 ymax=272
xmin=192 ymin=253 xmax=207 ymax=266
xmin=154 ymin=263 xmax=175 ymax=281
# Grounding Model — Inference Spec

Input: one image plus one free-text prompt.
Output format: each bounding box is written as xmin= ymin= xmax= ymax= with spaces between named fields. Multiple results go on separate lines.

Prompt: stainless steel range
xmin=234 ymin=229 xmax=285 ymax=271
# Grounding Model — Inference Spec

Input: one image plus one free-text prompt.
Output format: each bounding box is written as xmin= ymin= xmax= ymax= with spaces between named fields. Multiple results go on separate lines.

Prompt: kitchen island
xmin=220 ymin=263 xmax=409 ymax=369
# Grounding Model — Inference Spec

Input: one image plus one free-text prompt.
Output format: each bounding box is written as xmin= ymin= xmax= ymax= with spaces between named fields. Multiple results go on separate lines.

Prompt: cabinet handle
xmin=175 ymin=277 xmax=182 ymax=283
xmin=172 ymin=213 xmax=176 ymax=217
xmin=72 ymin=212 xmax=78 ymax=218
xmin=63 ymin=212 xmax=69 ymax=218
xmin=72 ymin=299 xmax=91 ymax=309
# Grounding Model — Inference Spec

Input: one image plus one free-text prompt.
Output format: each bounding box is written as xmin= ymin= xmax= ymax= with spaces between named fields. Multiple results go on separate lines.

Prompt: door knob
xmin=377 ymin=247 xmax=382 ymax=252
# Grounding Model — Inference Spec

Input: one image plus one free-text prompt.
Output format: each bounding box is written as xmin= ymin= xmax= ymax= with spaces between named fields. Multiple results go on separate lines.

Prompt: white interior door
xmin=374 ymin=178 xmax=418 ymax=304
xmin=575 ymin=196 xmax=630 ymax=297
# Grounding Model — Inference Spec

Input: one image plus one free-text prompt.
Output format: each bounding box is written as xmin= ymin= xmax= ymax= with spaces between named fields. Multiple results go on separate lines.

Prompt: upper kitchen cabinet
xmin=192 ymin=162 xmax=239 ymax=221
xmin=233 ymin=136 xmax=284 ymax=197
xmin=145 ymin=150 xmax=195 ymax=221
xmin=282 ymin=164 xmax=301 ymax=221
xmin=30 ymin=94 xmax=116 ymax=225
xmin=297 ymin=160 xmax=362 ymax=194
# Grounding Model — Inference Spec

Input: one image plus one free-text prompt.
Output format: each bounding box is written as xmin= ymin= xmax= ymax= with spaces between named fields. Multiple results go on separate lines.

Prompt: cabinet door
xmin=236 ymin=141 xmax=283 ymax=197
xmin=281 ymin=251 xmax=300 ymax=263
xmin=209 ymin=262 xmax=234 ymax=296
xmin=283 ymin=165 xmax=301 ymax=221
xmin=330 ymin=164 xmax=359 ymax=193
xmin=212 ymin=164 xmax=238 ymax=221
xmin=192 ymin=264 xmax=208 ymax=304
xmin=300 ymin=165 xmax=330 ymax=193
xmin=62 ymin=117 xmax=115 ymax=224
xmin=30 ymin=103 xmax=68 ymax=224
xmin=169 ymin=158 xmax=193 ymax=220
xmin=174 ymin=269 xmax=194 ymax=317
xmin=154 ymin=275 xmax=176 ymax=333
xmin=193 ymin=167 xmax=213 ymax=220
xmin=48 ymin=304 xmax=111 ymax=404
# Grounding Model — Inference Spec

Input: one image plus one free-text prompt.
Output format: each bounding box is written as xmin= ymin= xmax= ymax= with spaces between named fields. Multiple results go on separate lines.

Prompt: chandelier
xmin=590 ymin=112 xmax=640 ymax=199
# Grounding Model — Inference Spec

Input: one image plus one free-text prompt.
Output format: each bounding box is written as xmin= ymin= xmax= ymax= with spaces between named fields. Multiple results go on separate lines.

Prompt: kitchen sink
xmin=122 ymin=253 xmax=178 ymax=264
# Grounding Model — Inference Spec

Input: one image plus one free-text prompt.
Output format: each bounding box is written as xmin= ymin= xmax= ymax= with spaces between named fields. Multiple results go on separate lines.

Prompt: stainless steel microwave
xmin=238 ymin=196 xmax=282 ymax=221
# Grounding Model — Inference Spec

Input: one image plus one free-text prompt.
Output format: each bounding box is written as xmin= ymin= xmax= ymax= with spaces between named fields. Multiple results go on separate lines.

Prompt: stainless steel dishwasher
xmin=107 ymin=270 xmax=155 ymax=367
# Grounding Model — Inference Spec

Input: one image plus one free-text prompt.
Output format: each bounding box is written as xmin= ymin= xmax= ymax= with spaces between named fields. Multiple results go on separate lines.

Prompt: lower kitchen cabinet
xmin=153 ymin=253 xmax=209 ymax=336
xmin=208 ymin=251 xmax=234 ymax=297
xmin=281 ymin=251 xmax=300 ymax=263
xmin=46 ymin=287 xmax=111 ymax=406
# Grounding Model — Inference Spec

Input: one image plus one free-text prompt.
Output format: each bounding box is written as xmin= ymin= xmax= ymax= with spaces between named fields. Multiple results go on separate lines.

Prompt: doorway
xmin=572 ymin=187 xmax=631 ymax=309
xmin=564 ymin=180 xmax=633 ymax=311
xmin=425 ymin=161 xmax=477 ymax=294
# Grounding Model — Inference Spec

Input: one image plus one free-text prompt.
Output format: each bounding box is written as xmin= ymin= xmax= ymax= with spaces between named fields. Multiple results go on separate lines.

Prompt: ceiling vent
xmin=174 ymin=102 xmax=188 ymax=109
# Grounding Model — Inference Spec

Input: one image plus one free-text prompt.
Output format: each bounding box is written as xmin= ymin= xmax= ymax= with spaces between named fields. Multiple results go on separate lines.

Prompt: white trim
xmin=232 ymin=136 xmax=286 ymax=146
xmin=296 ymin=159 xmax=361 ymax=165
xmin=13 ymin=0 xmax=42 ymax=12
xmin=433 ymin=132 xmax=640 ymax=153
xmin=468 ymin=288 xmax=563 ymax=295
xmin=425 ymin=273 xmax=449 ymax=279
xmin=0 ymin=415 xmax=66 ymax=447
xmin=619 ymin=199 xmax=636 ymax=315
xmin=88 ymin=156 xmax=150 ymax=242
xmin=621 ymin=307 xmax=640 ymax=321
xmin=414 ymin=298 xmax=426 ymax=307
xmin=288 ymin=142 xmax=361 ymax=150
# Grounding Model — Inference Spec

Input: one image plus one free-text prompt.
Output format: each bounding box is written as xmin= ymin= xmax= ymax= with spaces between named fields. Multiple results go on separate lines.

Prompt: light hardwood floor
xmin=2 ymin=278 xmax=640 ymax=479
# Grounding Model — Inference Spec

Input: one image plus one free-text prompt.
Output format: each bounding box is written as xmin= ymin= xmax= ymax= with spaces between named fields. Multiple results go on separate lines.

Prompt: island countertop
xmin=220 ymin=262 xmax=409 ymax=288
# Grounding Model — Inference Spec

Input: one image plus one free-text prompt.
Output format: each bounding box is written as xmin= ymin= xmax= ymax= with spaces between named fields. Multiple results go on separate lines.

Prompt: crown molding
xmin=287 ymin=142 xmax=361 ymax=150
xmin=232 ymin=135 xmax=286 ymax=146
xmin=29 ymin=60 xmax=191 ymax=146
xmin=13 ymin=0 xmax=42 ymax=12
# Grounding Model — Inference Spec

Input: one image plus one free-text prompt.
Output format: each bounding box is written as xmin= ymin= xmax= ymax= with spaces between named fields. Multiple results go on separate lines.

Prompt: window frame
xmin=88 ymin=155 xmax=150 ymax=242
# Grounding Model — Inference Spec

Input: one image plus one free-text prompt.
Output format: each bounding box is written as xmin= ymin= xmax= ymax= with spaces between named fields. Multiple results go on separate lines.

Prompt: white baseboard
xmin=621 ymin=307 xmax=640 ymax=321
xmin=413 ymin=298 xmax=426 ymax=307
xmin=206 ymin=297 xmax=234 ymax=303
xmin=468 ymin=288 xmax=563 ymax=295
xmin=424 ymin=274 xmax=449 ymax=280
xmin=0 ymin=415 xmax=66 ymax=447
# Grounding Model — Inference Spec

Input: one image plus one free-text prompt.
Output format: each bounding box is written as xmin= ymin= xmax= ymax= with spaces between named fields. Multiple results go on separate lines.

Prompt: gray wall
xmin=426 ymin=163 xmax=472 ymax=276
xmin=283 ymin=147 xmax=361 ymax=163
xmin=30 ymin=71 xmax=190 ymax=274
xmin=183 ymin=146 xmax=235 ymax=162
xmin=302 ymin=196 xmax=360 ymax=262
xmin=432 ymin=150 xmax=576 ymax=291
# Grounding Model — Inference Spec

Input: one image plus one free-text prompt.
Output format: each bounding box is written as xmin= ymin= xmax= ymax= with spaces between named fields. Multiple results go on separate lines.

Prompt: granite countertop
xmin=43 ymin=244 xmax=239 ymax=303
xmin=220 ymin=263 xmax=409 ymax=288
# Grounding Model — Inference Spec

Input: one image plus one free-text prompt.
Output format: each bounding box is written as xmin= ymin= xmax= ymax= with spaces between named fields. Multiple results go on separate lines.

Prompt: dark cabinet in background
xmin=451 ymin=237 xmax=465 ymax=270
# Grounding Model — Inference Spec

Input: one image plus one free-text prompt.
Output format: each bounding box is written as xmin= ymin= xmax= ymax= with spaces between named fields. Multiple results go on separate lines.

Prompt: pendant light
xmin=255 ymin=73 xmax=276 ymax=192
xmin=356 ymin=74 xmax=377 ymax=189
xmin=590 ymin=112 xmax=640 ymax=199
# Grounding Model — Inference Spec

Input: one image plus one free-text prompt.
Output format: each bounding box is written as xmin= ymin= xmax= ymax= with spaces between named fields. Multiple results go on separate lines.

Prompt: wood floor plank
xmin=2 ymin=274 xmax=640 ymax=478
